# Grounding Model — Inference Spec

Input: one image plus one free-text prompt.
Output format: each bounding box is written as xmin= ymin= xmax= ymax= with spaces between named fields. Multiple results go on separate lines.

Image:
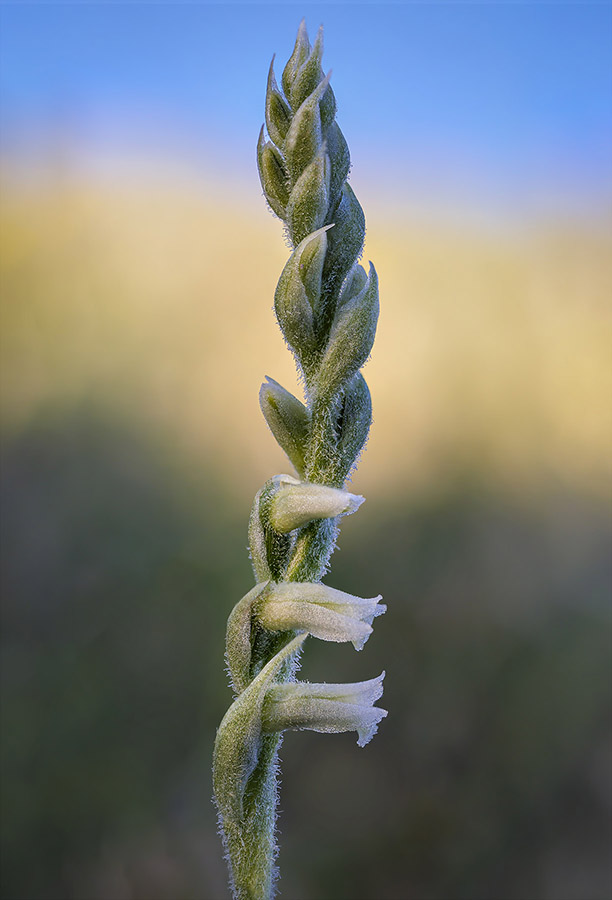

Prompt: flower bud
xmin=326 ymin=121 xmax=350 ymax=211
xmin=336 ymin=372 xmax=372 ymax=478
xmin=288 ymin=25 xmax=323 ymax=110
xmin=281 ymin=19 xmax=311 ymax=101
xmin=269 ymin=481 xmax=364 ymax=533
xmin=286 ymin=147 xmax=331 ymax=245
xmin=262 ymin=672 xmax=387 ymax=747
xmin=257 ymin=127 xmax=289 ymax=219
xmin=259 ymin=377 xmax=310 ymax=477
xmin=323 ymin=182 xmax=366 ymax=298
xmin=274 ymin=226 xmax=331 ymax=362
xmin=265 ymin=58 xmax=291 ymax=147
xmin=258 ymin=581 xmax=385 ymax=650
xmin=317 ymin=262 xmax=379 ymax=402
xmin=284 ymin=72 xmax=330 ymax=184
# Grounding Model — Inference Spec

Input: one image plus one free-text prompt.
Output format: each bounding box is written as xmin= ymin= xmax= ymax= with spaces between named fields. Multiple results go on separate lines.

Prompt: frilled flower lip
xmin=258 ymin=581 xmax=386 ymax=650
xmin=262 ymin=672 xmax=387 ymax=747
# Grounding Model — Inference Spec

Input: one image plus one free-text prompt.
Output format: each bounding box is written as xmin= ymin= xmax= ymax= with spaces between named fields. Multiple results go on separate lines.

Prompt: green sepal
xmin=319 ymin=78 xmax=337 ymax=135
xmin=288 ymin=24 xmax=323 ymax=110
xmin=226 ymin=581 xmax=271 ymax=694
xmin=248 ymin=483 xmax=272 ymax=583
xmin=336 ymin=372 xmax=372 ymax=479
xmin=265 ymin=58 xmax=291 ymax=147
xmin=257 ymin=127 xmax=289 ymax=219
xmin=325 ymin=121 xmax=350 ymax=215
xmin=281 ymin=19 xmax=311 ymax=101
xmin=316 ymin=262 xmax=379 ymax=402
xmin=213 ymin=633 xmax=306 ymax=819
xmin=249 ymin=475 xmax=299 ymax=582
xmin=323 ymin=183 xmax=366 ymax=297
xmin=286 ymin=147 xmax=330 ymax=245
xmin=338 ymin=263 xmax=368 ymax=311
xmin=286 ymin=25 xmax=317 ymax=106
xmin=259 ymin=377 xmax=310 ymax=477
xmin=213 ymin=634 xmax=307 ymax=899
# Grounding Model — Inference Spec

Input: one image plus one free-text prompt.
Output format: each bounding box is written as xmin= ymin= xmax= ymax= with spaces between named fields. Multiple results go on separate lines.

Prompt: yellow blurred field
xmin=1 ymin=166 xmax=611 ymax=501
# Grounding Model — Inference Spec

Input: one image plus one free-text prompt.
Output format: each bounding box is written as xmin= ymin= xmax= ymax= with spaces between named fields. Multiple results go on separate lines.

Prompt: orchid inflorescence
xmin=213 ymin=21 xmax=386 ymax=900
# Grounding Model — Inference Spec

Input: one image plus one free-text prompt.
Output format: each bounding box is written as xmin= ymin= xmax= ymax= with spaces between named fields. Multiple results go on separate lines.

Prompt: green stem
xmin=222 ymin=734 xmax=281 ymax=900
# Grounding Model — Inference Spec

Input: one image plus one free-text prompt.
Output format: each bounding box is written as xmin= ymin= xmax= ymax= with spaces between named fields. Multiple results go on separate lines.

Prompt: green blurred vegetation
xmin=1 ymin=170 xmax=611 ymax=900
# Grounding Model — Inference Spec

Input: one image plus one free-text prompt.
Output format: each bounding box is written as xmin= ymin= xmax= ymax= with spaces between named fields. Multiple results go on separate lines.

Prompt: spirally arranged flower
xmin=213 ymin=21 xmax=385 ymax=900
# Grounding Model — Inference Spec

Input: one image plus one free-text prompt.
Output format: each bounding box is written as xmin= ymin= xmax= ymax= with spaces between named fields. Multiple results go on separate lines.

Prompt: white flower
xmin=269 ymin=478 xmax=364 ymax=532
xmin=257 ymin=581 xmax=386 ymax=650
xmin=262 ymin=672 xmax=387 ymax=747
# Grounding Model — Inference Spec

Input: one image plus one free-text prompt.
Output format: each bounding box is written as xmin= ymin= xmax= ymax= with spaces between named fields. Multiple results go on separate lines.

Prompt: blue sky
xmin=1 ymin=2 xmax=611 ymax=218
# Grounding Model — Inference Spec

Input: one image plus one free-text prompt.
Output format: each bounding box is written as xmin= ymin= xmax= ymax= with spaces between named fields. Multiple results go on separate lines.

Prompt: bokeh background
xmin=1 ymin=3 xmax=611 ymax=899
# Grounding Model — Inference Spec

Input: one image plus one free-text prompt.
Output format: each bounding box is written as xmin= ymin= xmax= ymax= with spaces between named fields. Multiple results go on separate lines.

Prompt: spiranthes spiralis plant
xmin=212 ymin=20 xmax=386 ymax=900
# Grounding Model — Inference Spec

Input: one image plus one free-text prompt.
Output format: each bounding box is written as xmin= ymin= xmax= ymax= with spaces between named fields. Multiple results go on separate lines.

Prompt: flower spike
xmin=213 ymin=21 xmax=383 ymax=900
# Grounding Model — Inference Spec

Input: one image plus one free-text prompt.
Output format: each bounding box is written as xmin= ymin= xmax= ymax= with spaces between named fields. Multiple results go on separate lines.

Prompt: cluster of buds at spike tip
xmin=213 ymin=21 xmax=384 ymax=900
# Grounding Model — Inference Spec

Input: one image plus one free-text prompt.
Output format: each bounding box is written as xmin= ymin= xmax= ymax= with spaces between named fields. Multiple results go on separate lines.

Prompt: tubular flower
xmin=258 ymin=581 xmax=386 ymax=651
xmin=263 ymin=673 xmax=387 ymax=747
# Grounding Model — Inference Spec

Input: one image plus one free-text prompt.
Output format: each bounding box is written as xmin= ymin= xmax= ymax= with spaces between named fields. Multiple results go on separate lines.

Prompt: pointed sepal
xmin=226 ymin=581 xmax=271 ymax=694
xmin=259 ymin=377 xmax=310 ymax=477
xmin=336 ymin=372 xmax=372 ymax=479
xmin=248 ymin=475 xmax=299 ymax=582
xmin=213 ymin=632 xmax=307 ymax=823
xmin=284 ymin=72 xmax=330 ymax=185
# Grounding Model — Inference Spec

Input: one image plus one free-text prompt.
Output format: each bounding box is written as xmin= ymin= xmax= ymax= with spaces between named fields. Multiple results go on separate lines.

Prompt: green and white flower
xmin=263 ymin=673 xmax=387 ymax=747
xmin=213 ymin=20 xmax=384 ymax=900
xmin=258 ymin=581 xmax=386 ymax=651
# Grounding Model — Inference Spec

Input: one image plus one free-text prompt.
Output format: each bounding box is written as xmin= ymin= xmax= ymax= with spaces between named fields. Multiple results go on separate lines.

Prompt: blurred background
xmin=1 ymin=3 xmax=611 ymax=899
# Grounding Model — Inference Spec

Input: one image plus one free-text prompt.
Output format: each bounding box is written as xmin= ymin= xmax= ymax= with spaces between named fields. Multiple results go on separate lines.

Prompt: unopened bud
xmin=259 ymin=377 xmax=310 ymax=477
xmin=317 ymin=262 xmax=379 ymax=401
xmin=284 ymin=72 xmax=330 ymax=184
xmin=281 ymin=19 xmax=311 ymax=102
xmin=265 ymin=58 xmax=291 ymax=146
xmin=257 ymin=127 xmax=289 ymax=219
xmin=286 ymin=147 xmax=331 ymax=245
xmin=274 ymin=226 xmax=331 ymax=362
